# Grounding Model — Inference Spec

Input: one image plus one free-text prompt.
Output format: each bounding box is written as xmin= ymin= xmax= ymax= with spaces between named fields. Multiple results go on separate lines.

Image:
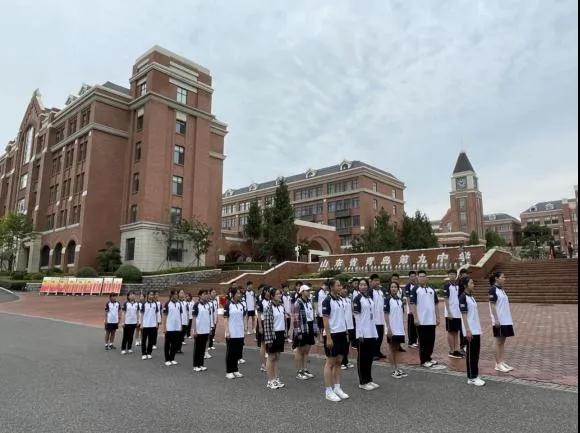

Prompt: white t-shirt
xmin=180 ymin=300 xmax=189 ymax=326
xmin=155 ymin=301 xmax=162 ymax=324
xmin=224 ymin=301 xmax=246 ymax=339
xmin=444 ymin=283 xmax=462 ymax=319
xmin=342 ymin=296 xmax=354 ymax=330
xmin=304 ymin=300 xmax=315 ymax=322
xmin=122 ymin=301 xmax=139 ymax=325
xmin=282 ymin=294 xmax=292 ymax=316
xmin=245 ymin=290 xmax=256 ymax=312
xmin=321 ymin=295 xmax=347 ymax=334
xmin=140 ymin=301 xmax=159 ymax=328
xmin=164 ymin=301 xmax=183 ymax=332
xmin=188 ymin=300 xmax=195 ymax=320
xmin=271 ymin=304 xmax=286 ymax=332
xmin=489 ymin=286 xmax=513 ymax=326
xmin=193 ymin=302 xmax=212 ymax=335
xmin=411 ymin=286 xmax=439 ymax=326
xmin=372 ymin=289 xmax=386 ymax=326
xmin=105 ymin=301 xmax=120 ymax=324
xmin=353 ymin=294 xmax=378 ymax=339
xmin=385 ymin=295 xmax=405 ymax=336
xmin=317 ymin=289 xmax=327 ymax=318
xmin=460 ymin=293 xmax=482 ymax=335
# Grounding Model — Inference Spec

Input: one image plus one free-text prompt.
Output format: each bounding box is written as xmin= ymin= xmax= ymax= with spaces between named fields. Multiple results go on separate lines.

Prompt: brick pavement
xmin=0 ymin=293 xmax=577 ymax=386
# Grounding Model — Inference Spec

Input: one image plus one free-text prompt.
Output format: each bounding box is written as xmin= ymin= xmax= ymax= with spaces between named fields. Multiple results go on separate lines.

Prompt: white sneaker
xmin=369 ymin=382 xmax=380 ymax=389
xmin=226 ymin=373 xmax=235 ymax=380
xmin=147 ymin=355 xmax=152 ymax=360
xmin=303 ymin=370 xmax=315 ymax=379
xmin=171 ymin=361 xmax=178 ymax=365
xmin=200 ymin=367 xmax=208 ymax=372
xmin=267 ymin=381 xmax=278 ymax=390
xmin=326 ymin=391 xmax=342 ymax=402
xmin=274 ymin=379 xmax=285 ymax=389
xmin=238 ymin=359 xmax=246 ymax=365
xmin=233 ymin=372 xmax=244 ymax=378
xmin=193 ymin=367 xmax=202 ymax=373
xmin=422 ymin=361 xmax=434 ymax=368
xmin=128 ymin=350 xmax=133 ymax=354
xmin=334 ymin=388 xmax=349 ymax=400
xmin=468 ymin=378 xmax=487 ymax=387
xmin=205 ymin=353 xmax=212 ymax=359
xmin=502 ymin=362 xmax=514 ymax=372
xmin=141 ymin=355 xmax=147 ymax=360
xmin=182 ymin=341 xmax=187 ymax=346
xmin=135 ymin=342 xmax=141 ymax=346
xmin=346 ymin=363 xmax=355 ymax=369
xmin=152 ymin=346 xmax=157 ymax=350
xmin=341 ymin=365 xmax=348 ymax=370
xmin=165 ymin=361 xmax=172 ymax=367
xmin=209 ymin=347 xmax=216 ymax=351
xmin=260 ymin=366 xmax=267 ymax=372
xmin=297 ymin=372 xmax=309 ymax=380
xmin=358 ymin=383 xmax=375 ymax=391
xmin=121 ymin=350 xmax=127 ymax=355
xmin=495 ymin=363 xmax=510 ymax=373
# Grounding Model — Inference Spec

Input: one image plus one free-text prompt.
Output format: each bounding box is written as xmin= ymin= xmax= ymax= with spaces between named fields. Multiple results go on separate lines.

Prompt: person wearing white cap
xmin=293 ymin=285 xmax=317 ymax=381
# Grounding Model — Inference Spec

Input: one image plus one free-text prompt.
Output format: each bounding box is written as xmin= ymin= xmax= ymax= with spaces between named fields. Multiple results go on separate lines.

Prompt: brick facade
xmin=484 ymin=213 xmax=522 ymax=246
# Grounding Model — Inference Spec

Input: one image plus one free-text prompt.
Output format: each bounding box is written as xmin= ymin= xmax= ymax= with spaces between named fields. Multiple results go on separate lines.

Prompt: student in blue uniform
xmin=404 ymin=271 xmax=419 ymax=349
xmin=341 ymin=284 xmax=355 ymax=370
xmin=386 ymin=282 xmax=408 ymax=379
xmin=104 ymin=293 xmax=121 ymax=350
xmin=121 ymin=291 xmax=139 ymax=355
xmin=322 ymin=279 xmax=350 ymax=402
xmin=444 ymin=269 xmax=464 ymax=359
xmin=293 ymin=285 xmax=316 ymax=381
xmin=192 ymin=290 xmax=212 ymax=372
xmin=224 ymin=288 xmax=246 ymax=379
xmin=489 ymin=271 xmax=516 ymax=373
xmin=353 ymin=278 xmax=379 ymax=391
xmin=140 ymin=291 xmax=158 ymax=360
xmin=264 ymin=288 xmax=287 ymax=390
xmin=460 ymin=277 xmax=485 ymax=387
xmin=370 ymin=274 xmax=387 ymax=360
xmin=153 ymin=292 xmax=162 ymax=350
xmin=177 ymin=290 xmax=189 ymax=353
xmin=163 ymin=291 xmax=183 ymax=367
xmin=186 ymin=293 xmax=195 ymax=340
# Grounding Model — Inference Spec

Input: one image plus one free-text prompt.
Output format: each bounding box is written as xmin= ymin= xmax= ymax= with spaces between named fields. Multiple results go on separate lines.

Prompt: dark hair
xmin=126 ymin=291 xmax=133 ymax=299
xmin=370 ymin=274 xmax=380 ymax=280
xmin=109 ymin=293 xmax=117 ymax=299
xmin=307 ymin=283 xmax=313 ymax=288
xmin=148 ymin=291 xmax=155 ymax=297
xmin=392 ymin=273 xmax=400 ymax=279
xmin=327 ymin=279 xmax=340 ymax=289
xmin=351 ymin=278 xmax=360 ymax=283
xmin=296 ymin=281 xmax=303 ymax=287
xmin=261 ymin=286 xmax=271 ymax=299
xmin=169 ymin=290 xmax=177 ymax=297
xmin=459 ymin=269 xmax=469 ymax=275
xmin=418 ymin=270 xmax=427 ymax=276
xmin=408 ymin=271 xmax=417 ymax=277
xmin=390 ymin=281 xmax=400 ymax=290
xmin=198 ymin=289 xmax=208 ymax=297
xmin=282 ymin=283 xmax=289 ymax=289
xmin=229 ymin=288 xmax=240 ymax=300
xmin=359 ymin=278 xmax=370 ymax=288
xmin=246 ymin=281 xmax=253 ymax=286
xmin=489 ymin=272 xmax=504 ymax=286
xmin=270 ymin=287 xmax=281 ymax=298
xmin=210 ymin=288 xmax=217 ymax=294
xmin=447 ymin=269 xmax=457 ymax=275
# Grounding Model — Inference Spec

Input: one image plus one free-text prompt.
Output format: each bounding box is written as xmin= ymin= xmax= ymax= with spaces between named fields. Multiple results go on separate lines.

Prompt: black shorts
xmin=348 ymin=329 xmax=357 ymax=348
xmin=247 ymin=311 xmax=256 ymax=318
xmin=446 ymin=318 xmax=462 ymax=333
xmin=388 ymin=335 xmax=406 ymax=345
xmin=105 ymin=323 xmax=118 ymax=331
xmin=268 ymin=331 xmax=286 ymax=354
xmin=324 ymin=332 xmax=348 ymax=358
xmin=256 ymin=329 xmax=264 ymax=347
xmin=493 ymin=325 xmax=515 ymax=338
xmin=317 ymin=317 xmax=324 ymax=332
xmin=295 ymin=322 xmax=316 ymax=348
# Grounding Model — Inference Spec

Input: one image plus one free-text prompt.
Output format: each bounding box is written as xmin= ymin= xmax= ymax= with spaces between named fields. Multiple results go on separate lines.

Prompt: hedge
xmin=115 ymin=265 xmax=143 ymax=283
xmin=0 ymin=280 xmax=28 ymax=291
xmin=76 ymin=267 xmax=99 ymax=278
xmin=142 ymin=266 xmax=215 ymax=276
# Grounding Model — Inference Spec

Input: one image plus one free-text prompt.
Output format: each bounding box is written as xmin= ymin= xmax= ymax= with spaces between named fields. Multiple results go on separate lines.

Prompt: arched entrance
xmin=53 ymin=243 xmax=63 ymax=268
xmin=307 ymin=237 xmax=332 ymax=262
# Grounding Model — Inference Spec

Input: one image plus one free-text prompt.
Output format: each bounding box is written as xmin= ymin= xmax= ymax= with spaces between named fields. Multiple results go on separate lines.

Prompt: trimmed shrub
xmin=11 ymin=271 xmax=27 ymax=280
xmin=76 ymin=267 xmax=99 ymax=278
xmin=319 ymin=269 xmax=342 ymax=279
xmin=115 ymin=265 xmax=143 ymax=283
xmin=0 ymin=280 xmax=27 ymax=291
xmin=28 ymin=273 xmax=45 ymax=281
xmin=50 ymin=268 xmax=63 ymax=274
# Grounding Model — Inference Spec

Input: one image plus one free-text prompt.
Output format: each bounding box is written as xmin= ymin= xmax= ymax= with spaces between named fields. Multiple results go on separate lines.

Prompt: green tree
xmin=244 ymin=201 xmax=262 ymax=255
xmin=400 ymin=211 xmax=439 ymax=250
xmin=468 ymin=231 xmax=480 ymax=246
xmin=522 ymin=224 xmax=553 ymax=246
xmin=262 ymin=180 xmax=297 ymax=263
xmin=186 ymin=218 xmax=214 ymax=267
xmin=0 ymin=213 xmax=35 ymax=271
xmin=485 ymin=230 xmax=506 ymax=249
xmin=96 ymin=241 xmax=122 ymax=273
xmin=351 ymin=208 xmax=400 ymax=253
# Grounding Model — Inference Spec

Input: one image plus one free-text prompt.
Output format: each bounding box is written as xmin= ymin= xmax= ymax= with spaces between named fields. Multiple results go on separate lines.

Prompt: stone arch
xmin=66 ymin=240 xmax=77 ymax=266
xmin=40 ymin=245 xmax=50 ymax=268
xmin=53 ymin=243 xmax=64 ymax=267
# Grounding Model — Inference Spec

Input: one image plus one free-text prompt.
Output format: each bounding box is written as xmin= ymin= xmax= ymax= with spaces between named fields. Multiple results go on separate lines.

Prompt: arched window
xmin=40 ymin=246 xmax=50 ymax=268
xmin=53 ymin=243 xmax=63 ymax=267
xmin=66 ymin=241 xmax=76 ymax=265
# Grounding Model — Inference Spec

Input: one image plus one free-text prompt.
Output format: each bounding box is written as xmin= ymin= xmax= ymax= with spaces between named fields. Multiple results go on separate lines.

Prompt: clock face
xmin=456 ymin=177 xmax=468 ymax=190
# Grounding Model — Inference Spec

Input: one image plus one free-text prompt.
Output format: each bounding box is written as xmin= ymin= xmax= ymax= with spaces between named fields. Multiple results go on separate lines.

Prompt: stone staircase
xmin=472 ymin=259 xmax=578 ymax=304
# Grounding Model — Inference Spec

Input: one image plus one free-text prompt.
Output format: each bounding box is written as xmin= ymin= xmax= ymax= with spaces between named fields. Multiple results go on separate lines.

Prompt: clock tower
xmin=438 ymin=152 xmax=485 ymax=244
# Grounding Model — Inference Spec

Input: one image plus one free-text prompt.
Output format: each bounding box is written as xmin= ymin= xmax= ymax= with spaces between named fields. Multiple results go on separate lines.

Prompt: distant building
xmin=484 ymin=213 xmax=522 ymax=246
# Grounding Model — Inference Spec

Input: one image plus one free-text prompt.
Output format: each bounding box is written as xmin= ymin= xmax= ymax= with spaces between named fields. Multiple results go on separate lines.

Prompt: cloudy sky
xmin=0 ymin=0 xmax=577 ymax=220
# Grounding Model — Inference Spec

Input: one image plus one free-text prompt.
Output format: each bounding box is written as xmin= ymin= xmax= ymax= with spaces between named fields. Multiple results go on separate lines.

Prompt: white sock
xmin=334 ymin=385 xmax=341 ymax=392
xmin=326 ymin=387 xmax=333 ymax=394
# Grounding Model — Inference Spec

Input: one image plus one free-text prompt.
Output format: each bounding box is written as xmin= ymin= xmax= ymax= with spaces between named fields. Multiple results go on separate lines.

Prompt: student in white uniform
xmin=444 ymin=269 xmax=464 ymax=359
xmin=322 ymin=279 xmax=350 ymax=402
xmin=370 ymin=274 xmax=387 ymax=360
xmin=177 ymin=290 xmax=189 ymax=353
xmin=121 ymin=291 xmax=139 ymax=355
xmin=163 ymin=291 xmax=183 ymax=366
xmin=245 ymin=282 xmax=257 ymax=335
xmin=224 ymin=288 xmax=246 ymax=379
xmin=264 ymin=288 xmax=287 ymax=390
xmin=256 ymin=286 xmax=271 ymax=372
xmin=293 ymin=285 xmax=316 ymax=381
xmin=135 ymin=293 xmax=145 ymax=347
xmin=104 ymin=294 xmax=121 ymax=350
xmin=341 ymin=285 xmax=355 ymax=370
xmin=404 ymin=271 xmax=419 ymax=349
xmin=153 ymin=292 xmax=162 ymax=350
xmin=411 ymin=270 xmax=443 ymax=370
xmin=140 ymin=291 xmax=158 ymax=360
xmin=353 ymin=278 xmax=379 ymax=391
xmin=460 ymin=278 xmax=485 ymax=387
xmin=208 ymin=289 xmax=219 ymax=351
xmin=282 ymin=284 xmax=293 ymax=343
xmin=192 ymin=290 xmax=212 ymax=372
xmin=489 ymin=271 xmax=515 ymax=373
xmin=186 ymin=293 xmax=195 ymax=340
xmin=316 ymin=284 xmax=328 ymax=344
xmin=386 ymin=282 xmax=408 ymax=379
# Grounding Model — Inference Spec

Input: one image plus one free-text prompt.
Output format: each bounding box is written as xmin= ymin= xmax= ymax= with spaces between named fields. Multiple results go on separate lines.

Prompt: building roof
xmin=453 ymin=152 xmax=475 ymax=174
xmin=484 ymin=213 xmax=520 ymax=222
xmin=224 ymin=161 xmax=402 ymax=198
xmin=522 ymin=200 xmax=564 ymax=214
xmin=102 ymin=81 xmax=131 ymax=96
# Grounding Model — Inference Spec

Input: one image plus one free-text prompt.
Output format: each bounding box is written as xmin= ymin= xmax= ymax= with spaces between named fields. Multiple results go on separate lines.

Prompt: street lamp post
xmin=295 ymin=245 xmax=300 ymax=262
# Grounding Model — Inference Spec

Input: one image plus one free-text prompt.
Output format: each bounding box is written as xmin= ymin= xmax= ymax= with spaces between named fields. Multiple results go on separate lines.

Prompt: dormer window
xmin=531 ymin=206 xmax=538 ymax=212
xmin=306 ymin=169 xmax=317 ymax=179
xmin=249 ymin=183 xmax=259 ymax=192
xmin=546 ymin=203 xmax=555 ymax=211
xmin=225 ymin=189 xmax=234 ymax=198
xmin=339 ymin=160 xmax=353 ymax=171
xmin=490 ymin=214 xmax=497 ymax=221
xmin=78 ymin=84 xmax=91 ymax=96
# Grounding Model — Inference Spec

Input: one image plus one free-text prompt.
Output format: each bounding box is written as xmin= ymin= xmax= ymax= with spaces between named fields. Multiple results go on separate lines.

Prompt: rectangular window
xmin=239 ymin=215 xmax=249 ymax=227
xmin=170 ymin=207 xmax=182 ymax=225
xmin=129 ymin=205 xmax=137 ymax=223
xmin=74 ymin=173 xmax=85 ymax=194
xmin=58 ymin=209 xmax=68 ymax=228
xmin=373 ymin=199 xmax=378 ymax=210
xmin=138 ymin=81 xmax=147 ymax=96
xmin=134 ymin=142 xmax=142 ymax=162
xmin=176 ymin=119 xmax=186 ymax=135
xmin=72 ymin=205 xmax=81 ymax=224
xmin=77 ymin=135 xmax=88 ymax=162
xmin=23 ymin=127 xmax=34 ymax=163
xmin=459 ymin=198 xmax=467 ymax=211
xmin=55 ymin=125 xmax=65 ymax=143
xmin=393 ymin=205 xmax=397 ymax=216
xmin=174 ymin=145 xmax=185 ymax=165
xmin=340 ymin=236 xmax=353 ymax=247
xmin=17 ymin=199 xmax=26 ymax=215
xmin=167 ymin=240 xmax=184 ymax=262
xmin=172 ymin=176 xmax=183 ymax=196
xmin=19 ymin=174 xmax=28 ymax=190
xmin=177 ymin=87 xmax=187 ymax=104
xmin=80 ymin=108 xmax=91 ymax=128
xmin=136 ymin=113 xmax=144 ymax=131
xmin=125 ymin=238 xmax=136 ymax=261
xmin=52 ymin=156 xmax=62 ymax=176
xmin=392 ymin=190 xmax=397 ymax=199
xmin=68 ymin=116 xmax=77 ymax=135
xmin=373 ymin=182 xmax=378 ymax=192
xmin=132 ymin=173 xmax=140 ymax=194
xmin=47 ymin=214 xmax=55 ymax=230
xmin=65 ymin=146 xmax=74 ymax=168
xmin=352 ymin=215 xmax=361 ymax=227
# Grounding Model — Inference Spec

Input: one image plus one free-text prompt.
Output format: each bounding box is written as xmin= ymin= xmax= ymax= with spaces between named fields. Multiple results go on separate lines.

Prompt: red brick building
xmin=1 ymin=46 xmax=227 ymax=273
xmin=435 ymin=152 xmax=485 ymax=246
xmin=484 ymin=213 xmax=522 ymax=246
xmin=221 ymin=161 xmax=405 ymax=260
